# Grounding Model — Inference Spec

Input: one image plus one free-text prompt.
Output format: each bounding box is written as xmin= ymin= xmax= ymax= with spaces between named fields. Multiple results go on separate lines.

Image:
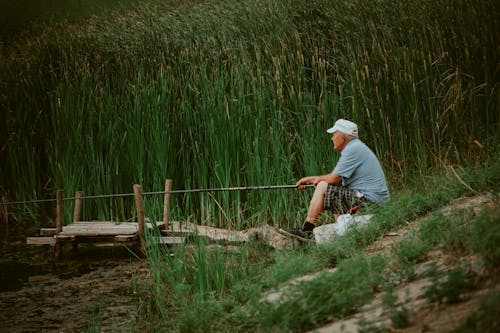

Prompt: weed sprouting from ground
xmin=382 ymin=287 xmax=412 ymax=329
xmin=84 ymin=306 xmax=103 ymax=333
xmin=468 ymin=206 xmax=500 ymax=269
xmin=424 ymin=267 xmax=475 ymax=304
xmin=454 ymin=291 xmax=500 ymax=333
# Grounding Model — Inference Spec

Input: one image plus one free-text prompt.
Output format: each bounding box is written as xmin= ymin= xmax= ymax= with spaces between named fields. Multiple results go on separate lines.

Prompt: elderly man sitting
xmin=280 ymin=119 xmax=389 ymax=241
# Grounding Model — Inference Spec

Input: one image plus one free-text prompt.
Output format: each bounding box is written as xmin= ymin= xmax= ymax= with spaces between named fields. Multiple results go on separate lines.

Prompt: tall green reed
xmin=1 ymin=0 xmax=498 ymax=227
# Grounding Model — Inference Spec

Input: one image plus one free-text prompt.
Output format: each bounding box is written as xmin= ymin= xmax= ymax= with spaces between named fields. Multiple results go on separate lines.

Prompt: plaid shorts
xmin=323 ymin=185 xmax=369 ymax=214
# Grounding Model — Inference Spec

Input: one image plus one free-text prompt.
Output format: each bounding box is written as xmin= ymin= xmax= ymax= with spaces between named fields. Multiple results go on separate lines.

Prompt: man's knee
xmin=315 ymin=181 xmax=329 ymax=194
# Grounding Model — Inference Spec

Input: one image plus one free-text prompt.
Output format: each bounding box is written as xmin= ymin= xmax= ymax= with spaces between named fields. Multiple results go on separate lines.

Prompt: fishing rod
xmin=0 ymin=184 xmax=314 ymax=205
xmin=145 ymin=184 xmax=314 ymax=195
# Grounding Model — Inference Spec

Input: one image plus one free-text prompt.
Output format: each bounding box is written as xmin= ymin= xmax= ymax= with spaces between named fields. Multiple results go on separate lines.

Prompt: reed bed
xmin=0 ymin=0 xmax=498 ymax=227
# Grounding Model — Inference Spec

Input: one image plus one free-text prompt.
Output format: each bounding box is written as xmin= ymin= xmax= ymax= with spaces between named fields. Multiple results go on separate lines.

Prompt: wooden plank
xmin=72 ymin=220 xmax=130 ymax=223
xmin=114 ymin=234 xmax=138 ymax=242
xmin=55 ymin=234 xmax=76 ymax=242
xmin=60 ymin=230 xmax=137 ymax=236
xmin=92 ymin=243 xmax=128 ymax=247
xmin=60 ymin=231 xmax=136 ymax=235
xmin=61 ymin=222 xmax=138 ymax=236
xmin=159 ymin=236 xmax=186 ymax=245
xmin=40 ymin=228 xmax=56 ymax=236
xmin=63 ymin=224 xmax=138 ymax=230
xmin=147 ymin=222 xmax=166 ymax=229
xmin=67 ymin=224 xmax=138 ymax=229
xmin=27 ymin=237 xmax=56 ymax=245
xmin=68 ymin=221 xmax=165 ymax=228
xmin=70 ymin=221 xmax=135 ymax=226
xmin=161 ymin=228 xmax=194 ymax=236
xmin=56 ymin=221 xmax=166 ymax=236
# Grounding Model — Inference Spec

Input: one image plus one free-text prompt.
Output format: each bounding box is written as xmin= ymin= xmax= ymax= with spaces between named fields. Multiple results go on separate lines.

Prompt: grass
xmin=381 ymin=286 xmax=412 ymax=329
xmin=454 ymin=291 xmax=500 ymax=333
xmin=424 ymin=267 xmax=474 ymax=304
xmin=469 ymin=206 xmax=500 ymax=268
xmin=135 ymin=162 xmax=499 ymax=331
xmin=84 ymin=306 xmax=103 ymax=333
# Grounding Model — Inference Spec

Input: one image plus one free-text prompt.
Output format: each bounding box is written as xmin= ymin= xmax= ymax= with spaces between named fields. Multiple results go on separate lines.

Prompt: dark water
xmin=0 ymin=239 xmax=138 ymax=292
xmin=0 ymin=215 xmax=138 ymax=285
xmin=0 ymin=232 xmax=147 ymax=332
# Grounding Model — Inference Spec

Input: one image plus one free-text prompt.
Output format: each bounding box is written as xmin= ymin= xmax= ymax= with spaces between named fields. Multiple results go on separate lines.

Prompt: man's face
xmin=331 ymin=131 xmax=346 ymax=151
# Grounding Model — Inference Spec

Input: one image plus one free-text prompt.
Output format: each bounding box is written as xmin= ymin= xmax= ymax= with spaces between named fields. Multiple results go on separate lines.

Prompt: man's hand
xmin=295 ymin=173 xmax=342 ymax=190
xmin=295 ymin=176 xmax=316 ymax=190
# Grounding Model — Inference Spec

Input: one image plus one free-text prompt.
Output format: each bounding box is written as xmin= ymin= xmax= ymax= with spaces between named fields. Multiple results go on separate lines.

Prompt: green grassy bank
xmin=1 ymin=0 xmax=498 ymax=228
xmin=132 ymin=156 xmax=499 ymax=332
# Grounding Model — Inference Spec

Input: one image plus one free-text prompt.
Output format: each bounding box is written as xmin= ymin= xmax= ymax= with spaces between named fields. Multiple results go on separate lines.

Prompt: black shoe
xmin=279 ymin=221 xmax=315 ymax=241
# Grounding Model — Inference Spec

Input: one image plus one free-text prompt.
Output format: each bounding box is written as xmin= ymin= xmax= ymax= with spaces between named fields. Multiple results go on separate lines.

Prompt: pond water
xmin=0 ymin=235 xmax=149 ymax=332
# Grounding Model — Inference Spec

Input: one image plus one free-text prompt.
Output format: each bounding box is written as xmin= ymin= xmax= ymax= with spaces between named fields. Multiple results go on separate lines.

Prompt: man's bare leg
xmin=279 ymin=181 xmax=329 ymax=241
xmin=305 ymin=181 xmax=329 ymax=224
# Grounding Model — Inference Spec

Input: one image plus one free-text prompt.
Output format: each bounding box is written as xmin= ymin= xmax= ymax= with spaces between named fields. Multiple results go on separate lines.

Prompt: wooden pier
xmin=26 ymin=221 xmax=182 ymax=246
xmin=26 ymin=181 xmax=185 ymax=256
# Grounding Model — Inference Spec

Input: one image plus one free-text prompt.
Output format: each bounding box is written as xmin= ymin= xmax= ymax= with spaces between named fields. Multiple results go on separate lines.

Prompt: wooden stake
xmin=133 ymin=184 xmax=145 ymax=254
xmin=72 ymin=191 xmax=83 ymax=252
xmin=2 ymin=197 xmax=9 ymax=251
xmin=73 ymin=191 xmax=83 ymax=222
xmin=163 ymin=179 xmax=173 ymax=230
xmin=56 ymin=190 xmax=63 ymax=234
xmin=55 ymin=189 xmax=63 ymax=258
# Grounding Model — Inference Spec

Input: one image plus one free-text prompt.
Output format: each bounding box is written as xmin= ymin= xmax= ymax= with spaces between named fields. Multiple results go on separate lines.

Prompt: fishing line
xmin=0 ymin=184 xmax=314 ymax=206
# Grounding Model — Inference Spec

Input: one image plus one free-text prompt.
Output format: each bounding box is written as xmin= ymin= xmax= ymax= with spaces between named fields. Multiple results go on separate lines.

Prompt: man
xmin=280 ymin=119 xmax=389 ymax=240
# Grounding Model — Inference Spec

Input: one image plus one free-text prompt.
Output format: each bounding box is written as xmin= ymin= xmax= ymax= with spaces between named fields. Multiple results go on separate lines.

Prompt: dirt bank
xmin=312 ymin=195 xmax=500 ymax=332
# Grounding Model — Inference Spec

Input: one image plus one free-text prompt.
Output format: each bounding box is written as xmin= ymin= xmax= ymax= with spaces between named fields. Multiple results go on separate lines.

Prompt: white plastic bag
xmin=313 ymin=214 xmax=374 ymax=244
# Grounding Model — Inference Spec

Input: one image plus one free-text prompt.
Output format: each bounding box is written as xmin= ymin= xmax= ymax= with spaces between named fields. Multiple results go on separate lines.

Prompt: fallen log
xmin=167 ymin=221 xmax=296 ymax=249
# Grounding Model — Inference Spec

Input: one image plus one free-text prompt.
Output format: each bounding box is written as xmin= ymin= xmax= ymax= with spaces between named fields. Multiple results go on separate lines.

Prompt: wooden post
xmin=133 ymin=184 xmax=145 ymax=254
xmin=163 ymin=179 xmax=173 ymax=230
xmin=55 ymin=189 xmax=63 ymax=258
xmin=56 ymin=190 xmax=63 ymax=233
xmin=73 ymin=191 xmax=83 ymax=222
xmin=2 ymin=197 xmax=9 ymax=251
xmin=72 ymin=191 xmax=83 ymax=252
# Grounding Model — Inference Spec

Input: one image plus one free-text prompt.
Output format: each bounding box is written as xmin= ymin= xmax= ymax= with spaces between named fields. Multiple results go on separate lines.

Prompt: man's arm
xmin=296 ymin=173 xmax=341 ymax=190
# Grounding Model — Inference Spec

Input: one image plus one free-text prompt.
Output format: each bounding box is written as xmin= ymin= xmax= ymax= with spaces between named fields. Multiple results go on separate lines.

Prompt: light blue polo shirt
xmin=332 ymin=139 xmax=389 ymax=203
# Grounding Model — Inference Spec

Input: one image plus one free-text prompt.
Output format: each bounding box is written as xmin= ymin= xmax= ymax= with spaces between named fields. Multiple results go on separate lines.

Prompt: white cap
xmin=326 ymin=119 xmax=359 ymax=137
